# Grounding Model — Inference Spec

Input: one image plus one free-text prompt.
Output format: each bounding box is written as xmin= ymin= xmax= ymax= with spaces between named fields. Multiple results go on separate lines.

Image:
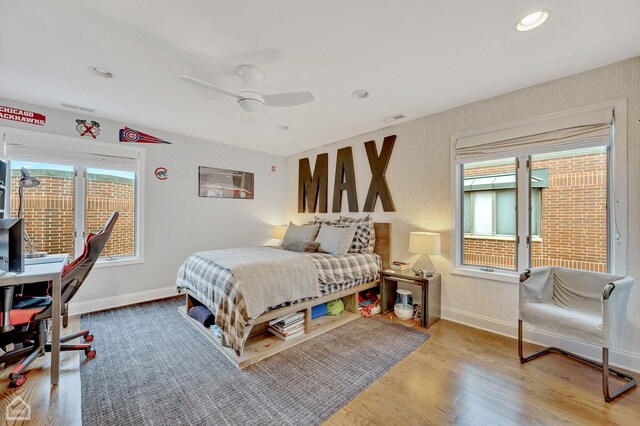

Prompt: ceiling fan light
xmin=238 ymin=98 xmax=265 ymax=114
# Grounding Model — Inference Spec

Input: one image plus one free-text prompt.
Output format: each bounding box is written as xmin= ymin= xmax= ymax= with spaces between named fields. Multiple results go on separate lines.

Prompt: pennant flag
xmin=119 ymin=127 xmax=172 ymax=144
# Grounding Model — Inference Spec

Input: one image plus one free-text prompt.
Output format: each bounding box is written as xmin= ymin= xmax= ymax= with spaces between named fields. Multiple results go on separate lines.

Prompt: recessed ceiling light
xmin=352 ymin=89 xmax=369 ymax=99
xmin=277 ymin=125 xmax=290 ymax=130
xmin=88 ymin=66 xmax=113 ymax=78
xmin=516 ymin=11 xmax=550 ymax=31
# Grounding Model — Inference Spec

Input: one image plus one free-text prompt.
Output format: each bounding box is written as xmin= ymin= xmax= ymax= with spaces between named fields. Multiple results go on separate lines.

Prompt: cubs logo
xmin=154 ymin=167 xmax=168 ymax=180
xmin=76 ymin=119 xmax=100 ymax=139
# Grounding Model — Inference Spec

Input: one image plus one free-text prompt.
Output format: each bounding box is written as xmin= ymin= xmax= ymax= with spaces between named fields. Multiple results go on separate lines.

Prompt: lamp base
xmin=415 ymin=270 xmax=434 ymax=278
xmin=25 ymin=251 xmax=47 ymax=259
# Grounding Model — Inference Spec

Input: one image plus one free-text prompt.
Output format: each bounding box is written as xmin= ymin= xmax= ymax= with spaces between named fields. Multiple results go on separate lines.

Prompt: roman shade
xmin=455 ymin=108 xmax=613 ymax=162
xmin=3 ymin=132 xmax=140 ymax=171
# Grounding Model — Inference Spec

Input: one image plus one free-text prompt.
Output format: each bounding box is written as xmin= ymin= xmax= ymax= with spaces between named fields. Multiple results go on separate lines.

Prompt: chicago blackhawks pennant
xmin=0 ymin=105 xmax=46 ymax=126
xmin=119 ymin=127 xmax=172 ymax=144
xmin=76 ymin=119 xmax=100 ymax=138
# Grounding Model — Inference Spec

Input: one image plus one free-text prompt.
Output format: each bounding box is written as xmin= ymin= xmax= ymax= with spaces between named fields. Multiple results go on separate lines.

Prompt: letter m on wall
xmin=298 ymin=153 xmax=329 ymax=213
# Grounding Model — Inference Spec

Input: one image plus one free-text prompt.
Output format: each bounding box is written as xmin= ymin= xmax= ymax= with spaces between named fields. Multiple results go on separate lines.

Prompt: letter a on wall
xmin=298 ymin=153 xmax=328 ymax=213
xmin=363 ymin=135 xmax=396 ymax=212
xmin=332 ymin=146 xmax=359 ymax=212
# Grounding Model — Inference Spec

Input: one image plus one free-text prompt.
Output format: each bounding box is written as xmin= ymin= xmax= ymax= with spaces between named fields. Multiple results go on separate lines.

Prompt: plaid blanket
xmin=176 ymin=251 xmax=380 ymax=355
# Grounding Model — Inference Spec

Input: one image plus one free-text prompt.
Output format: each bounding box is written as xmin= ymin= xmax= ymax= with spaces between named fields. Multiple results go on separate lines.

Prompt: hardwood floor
xmin=326 ymin=317 xmax=639 ymax=426
xmin=0 ymin=317 xmax=81 ymax=426
xmin=0 ymin=314 xmax=637 ymax=425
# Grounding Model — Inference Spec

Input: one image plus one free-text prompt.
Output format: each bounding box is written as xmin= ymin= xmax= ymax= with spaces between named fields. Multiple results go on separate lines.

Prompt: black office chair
xmin=0 ymin=212 xmax=118 ymax=387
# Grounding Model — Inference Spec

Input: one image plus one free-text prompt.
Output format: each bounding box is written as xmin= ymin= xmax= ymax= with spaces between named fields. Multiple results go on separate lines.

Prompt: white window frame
xmin=1 ymin=128 xmax=145 ymax=268
xmin=450 ymin=99 xmax=628 ymax=283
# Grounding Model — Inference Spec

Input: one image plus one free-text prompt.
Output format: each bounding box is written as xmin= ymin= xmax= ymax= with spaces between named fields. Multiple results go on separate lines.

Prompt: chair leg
xmin=9 ymin=346 xmax=44 ymax=380
xmin=59 ymin=329 xmax=91 ymax=343
xmin=602 ymin=348 xmax=638 ymax=402
xmin=518 ymin=320 xmax=637 ymax=402
xmin=0 ymin=345 xmax=36 ymax=365
xmin=45 ymin=328 xmax=96 ymax=358
xmin=45 ymin=343 xmax=92 ymax=352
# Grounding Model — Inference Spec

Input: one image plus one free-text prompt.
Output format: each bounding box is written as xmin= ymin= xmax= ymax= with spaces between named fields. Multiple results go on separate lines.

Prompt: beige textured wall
xmin=285 ymin=57 xmax=640 ymax=369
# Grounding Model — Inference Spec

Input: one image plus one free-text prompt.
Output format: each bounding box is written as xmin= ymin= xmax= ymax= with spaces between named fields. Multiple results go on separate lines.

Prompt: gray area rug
xmin=80 ymin=297 xmax=430 ymax=425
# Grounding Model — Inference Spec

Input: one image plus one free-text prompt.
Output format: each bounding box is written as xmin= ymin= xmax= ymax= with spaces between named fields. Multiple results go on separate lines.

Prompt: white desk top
xmin=0 ymin=254 xmax=69 ymax=286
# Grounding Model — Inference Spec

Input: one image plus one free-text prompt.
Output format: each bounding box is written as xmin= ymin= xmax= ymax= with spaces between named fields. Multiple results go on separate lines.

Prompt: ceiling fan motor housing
xmin=238 ymin=91 xmax=265 ymax=113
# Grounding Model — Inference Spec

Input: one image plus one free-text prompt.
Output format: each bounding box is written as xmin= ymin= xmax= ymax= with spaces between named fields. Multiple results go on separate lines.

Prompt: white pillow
xmin=315 ymin=224 xmax=357 ymax=255
xmin=282 ymin=222 xmax=320 ymax=247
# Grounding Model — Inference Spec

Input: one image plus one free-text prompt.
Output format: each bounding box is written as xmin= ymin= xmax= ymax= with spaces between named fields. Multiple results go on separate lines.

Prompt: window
xmin=452 ymin=102 xmax=627 ymax=281
xmin=463 ymin=171 xmax=546 ymax=238
xmin=3 ymin=131 xmax=144 ymax=265
xmin=10 ymin=161 xmax=76 ymax=257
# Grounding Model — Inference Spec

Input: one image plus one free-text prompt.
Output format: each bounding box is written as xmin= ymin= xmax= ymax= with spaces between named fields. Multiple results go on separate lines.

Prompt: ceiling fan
xmin=180 ymin=65 xmax=314 ymax=121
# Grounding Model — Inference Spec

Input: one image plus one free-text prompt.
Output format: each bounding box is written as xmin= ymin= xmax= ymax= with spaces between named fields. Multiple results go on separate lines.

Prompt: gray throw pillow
xmin=282 ymin=222 xmax=320 ymax=247
xmin=315 ymin=224 xmax=357 ymax=255
xmin=283 ymin=240 xmax=321 ymax=253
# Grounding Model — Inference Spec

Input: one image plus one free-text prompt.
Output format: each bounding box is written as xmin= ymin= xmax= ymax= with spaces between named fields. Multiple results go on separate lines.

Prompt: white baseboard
xmin=441 ymin=306 xmax=640 ymax=374
xmin=68 ymin=286 xmax=178 ymax=316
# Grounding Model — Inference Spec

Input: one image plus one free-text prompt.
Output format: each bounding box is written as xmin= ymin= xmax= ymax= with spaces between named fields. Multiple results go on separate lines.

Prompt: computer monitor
xmin=0 ymin=218 xmax=24 ymax=273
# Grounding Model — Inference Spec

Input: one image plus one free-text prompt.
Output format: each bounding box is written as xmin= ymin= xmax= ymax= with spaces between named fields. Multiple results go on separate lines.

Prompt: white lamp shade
xmin=409 ymin=232 xmax=441 ymax=255
xmin=272 ymin=225 xmax=288 ymax=239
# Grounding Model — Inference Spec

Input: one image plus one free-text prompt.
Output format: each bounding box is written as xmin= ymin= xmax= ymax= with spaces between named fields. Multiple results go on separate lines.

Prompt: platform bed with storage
xmin=177 ymin=222 xmax=390 ymax=369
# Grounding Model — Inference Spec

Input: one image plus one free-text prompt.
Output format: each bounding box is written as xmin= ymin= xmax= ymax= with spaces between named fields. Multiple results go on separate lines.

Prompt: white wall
xmin=285 ymin=57 xmax=640 ymax=372
xmin=0 ymin=97 xmax=286 ymax=313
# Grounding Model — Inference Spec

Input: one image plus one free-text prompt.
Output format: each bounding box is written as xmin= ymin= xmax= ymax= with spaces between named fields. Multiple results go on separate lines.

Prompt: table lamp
xmin=272 ymin=225 xmax=288 ymax=240
xmin=409 ymin=231 xmax=440 ymax=277
xmin=18 ymin=167 xmax=47 ymax=258
xmin=264 ymin=225 xmax=288 ymax=247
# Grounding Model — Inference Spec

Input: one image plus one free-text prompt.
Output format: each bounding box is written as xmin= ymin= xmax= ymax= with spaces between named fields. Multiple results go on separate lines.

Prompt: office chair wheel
xmin=85 ymin=349 xmax=96 ymax=359
xmin=84 ymin=334 xmax=94 ymax=342
xmin=11 ymin=375 xmax=27 ymax=387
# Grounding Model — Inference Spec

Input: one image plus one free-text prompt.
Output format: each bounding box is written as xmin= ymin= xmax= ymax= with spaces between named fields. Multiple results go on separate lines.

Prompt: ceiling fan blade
xmin=263 ymin=91 xmax=315 ymax=107
xmin=180 ymin=76 xmax=239 ymax=99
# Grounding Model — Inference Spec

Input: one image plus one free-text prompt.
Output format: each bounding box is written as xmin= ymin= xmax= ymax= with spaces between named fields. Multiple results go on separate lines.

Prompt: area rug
xmin=80 ymin=297 xmax=430 ymax=425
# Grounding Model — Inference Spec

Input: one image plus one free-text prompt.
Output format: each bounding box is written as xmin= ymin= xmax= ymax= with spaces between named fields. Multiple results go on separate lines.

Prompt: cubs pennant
xmin=119 ymin=127 xmax=172 ymax=144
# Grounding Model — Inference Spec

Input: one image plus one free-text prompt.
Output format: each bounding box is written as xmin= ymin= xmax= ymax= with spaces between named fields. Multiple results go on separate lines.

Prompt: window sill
xmin=94 ymin=257 xmax=143 ymax=269
xmin=451 ymin=267 xmax=519 ymax=284
xmin=462 ymin=235 xmax=543 ymax=242
xmin=464 ymin=234 xmax=515 ymax=241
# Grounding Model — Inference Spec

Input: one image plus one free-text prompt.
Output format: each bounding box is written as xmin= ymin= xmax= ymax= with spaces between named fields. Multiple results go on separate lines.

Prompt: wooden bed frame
xmin=178 ymin=222 xmax=391 ymax=369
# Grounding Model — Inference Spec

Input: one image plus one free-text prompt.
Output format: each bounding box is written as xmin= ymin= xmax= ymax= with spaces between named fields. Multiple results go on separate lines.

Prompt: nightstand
xmin=381 ymin=270 xmax=441 ymax=328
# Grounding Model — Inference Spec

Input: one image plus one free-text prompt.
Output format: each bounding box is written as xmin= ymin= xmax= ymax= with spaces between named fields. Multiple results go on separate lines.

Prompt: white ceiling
xmin=1 ymin=1 xmax=639 ymax=156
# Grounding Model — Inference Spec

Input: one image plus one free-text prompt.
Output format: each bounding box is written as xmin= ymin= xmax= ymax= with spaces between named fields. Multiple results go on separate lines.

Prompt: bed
xmin=176 ymin=222 xmax=390 ymax=369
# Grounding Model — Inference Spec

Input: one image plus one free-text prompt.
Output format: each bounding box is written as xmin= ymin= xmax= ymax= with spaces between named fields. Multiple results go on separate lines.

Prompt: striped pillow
xmin=340 ymin=215 xmax=375 ymax=253
xmin=312 ymin=216 xmax=339 ymax=226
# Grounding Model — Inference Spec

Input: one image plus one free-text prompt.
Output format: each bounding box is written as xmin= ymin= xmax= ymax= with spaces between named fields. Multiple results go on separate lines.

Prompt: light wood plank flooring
xmin=0 ymin=317 xmax=81 ymax=426
xmin=0 ymin=314 xmax=637 ymax=425
xmin=326 ymin=316 xmax=639 ymax=425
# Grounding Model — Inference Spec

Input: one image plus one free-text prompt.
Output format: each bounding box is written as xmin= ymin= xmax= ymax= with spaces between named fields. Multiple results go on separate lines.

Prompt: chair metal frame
xmin=518 ymin=271 xmax=637 ymax=402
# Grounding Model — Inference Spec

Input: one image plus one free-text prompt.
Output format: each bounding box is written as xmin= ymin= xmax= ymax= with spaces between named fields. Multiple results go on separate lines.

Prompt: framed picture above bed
xmin=198 ymin=166 xmax=254 ymax=199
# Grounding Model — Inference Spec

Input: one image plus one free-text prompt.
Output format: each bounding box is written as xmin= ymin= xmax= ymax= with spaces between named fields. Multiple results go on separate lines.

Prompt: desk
xmin=381 ymin=270 xmax=441 ymax=328
xmin=0 ymin=254 xmax=68 ymax=386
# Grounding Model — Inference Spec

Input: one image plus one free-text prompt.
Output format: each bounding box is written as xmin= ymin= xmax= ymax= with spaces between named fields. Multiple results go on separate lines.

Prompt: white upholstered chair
xmin=518 ymin=266 xmax=637 ymax=402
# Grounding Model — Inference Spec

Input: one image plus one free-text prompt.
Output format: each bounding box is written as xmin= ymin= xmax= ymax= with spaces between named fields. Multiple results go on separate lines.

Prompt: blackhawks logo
xmin=76 ymin=119 xmax=100 ymax=139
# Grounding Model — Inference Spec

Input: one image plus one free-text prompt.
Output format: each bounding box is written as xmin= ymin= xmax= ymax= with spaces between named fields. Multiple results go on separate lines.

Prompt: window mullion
xmin=74 ymin=166 xmax=86 ymax=257
xmin=516 ymin=156 xmax=530 ymax=271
